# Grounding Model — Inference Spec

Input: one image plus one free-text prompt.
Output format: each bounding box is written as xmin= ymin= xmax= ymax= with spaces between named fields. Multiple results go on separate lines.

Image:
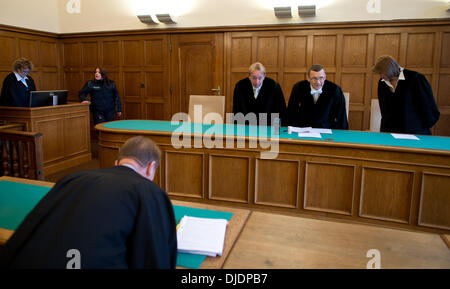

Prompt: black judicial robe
xmin=0 ymin=166 xmax=177 ymax=269
xmin=232 ymin=77 xmax=287 ymax=125
xmin=286 ymin=80 xmax=348 ymax=129
xmin=377 ymin=69 xmax=439 ymax=135
xmin=0 ymin=72 xmax=36 ymax=107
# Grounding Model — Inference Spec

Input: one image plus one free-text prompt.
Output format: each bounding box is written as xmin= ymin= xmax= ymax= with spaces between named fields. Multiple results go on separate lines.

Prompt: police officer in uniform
xmin=79 ymin=67 xmax=122 ymax=124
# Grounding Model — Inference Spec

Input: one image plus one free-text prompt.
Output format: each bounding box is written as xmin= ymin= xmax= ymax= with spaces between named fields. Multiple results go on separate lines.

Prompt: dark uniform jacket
xmin=79 ymin=79 xmax=122 ymax=113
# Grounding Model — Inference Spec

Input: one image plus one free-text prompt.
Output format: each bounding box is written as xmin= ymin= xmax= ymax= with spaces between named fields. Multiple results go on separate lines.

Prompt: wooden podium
xmin=0 ymin=103 xmax=91 ymax=175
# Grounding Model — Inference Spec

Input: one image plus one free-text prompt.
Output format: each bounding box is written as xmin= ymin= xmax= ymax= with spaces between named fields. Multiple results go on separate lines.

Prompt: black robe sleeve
xmin=414 ymin=73 xmax=439 ymax=129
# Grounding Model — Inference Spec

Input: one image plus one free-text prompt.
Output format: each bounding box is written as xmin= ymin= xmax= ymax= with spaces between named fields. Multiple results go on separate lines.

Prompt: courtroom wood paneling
xmin=0 ymin=35 xmax=16 ymax=66
xmin=2 ymin=20 xmax=450 ymax=135
xmin=35 ymin=118 xmax=65 ymax=163
xmin=312 ymin=35 xmax=337 ymax=66
xmin=18 ymin=38 xmax=38 ymax=66
xmin=39 ymin=41 xmax=58 ymax=67
xmin=342 ymin=34 xmax=368 ymax=67
xmin=171 ymin=33 xmax=224 ymax=116
xmin=101 ymin=41 xmax=120 ymax=67
xmin=63 ymin=115 xmax=89 ymax=156
xmin=418 ymin=173 xmax=450 ymax=230
xmin=284 ymin=35 xmax=307 ymax=68
xmin=304 ymin=161 xmax=355 ymax=215
xmin=209 ymin=154 xmax=250 ymax=203
xmin=96 ymin=120 xmax=450 ymax=234
xmin=374 ymin=33 xmax=401 ymax=61
xmin=166 ymin=151 xmax=203 ymax=198
xmin=406 ymin=33 xmax=435 ymax=68
xmin=360 ymin=167 xmax=415 ymax=224
xmin=81 ymin=41 xmax=98 ymax=67
xmin=0 ymin=29 xmax=61 ymax=94
xmin=255 ymin=158 xmax=299 ymax=208
xmin=437 ymin=74 xmax=450 ymax=106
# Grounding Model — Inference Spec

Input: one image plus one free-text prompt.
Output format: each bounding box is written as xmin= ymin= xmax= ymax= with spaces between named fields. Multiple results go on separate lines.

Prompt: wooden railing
xmin=0 ymin=130 xmax=44 ymax=180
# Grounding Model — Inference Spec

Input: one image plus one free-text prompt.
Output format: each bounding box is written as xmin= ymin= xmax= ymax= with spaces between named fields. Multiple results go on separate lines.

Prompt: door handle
xmin=211 ymin=85 xmax=221 ymax=96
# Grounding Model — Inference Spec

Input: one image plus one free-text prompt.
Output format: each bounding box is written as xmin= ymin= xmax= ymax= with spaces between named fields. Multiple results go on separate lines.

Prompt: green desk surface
xmin=100 ymin=120 xmax=450 ymax=152
xmin=0 ymin=180 xmax=232 ymax=269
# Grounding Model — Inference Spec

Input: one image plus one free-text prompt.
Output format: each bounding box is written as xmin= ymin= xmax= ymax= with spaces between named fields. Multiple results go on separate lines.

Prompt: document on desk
xmin=288 ymin=126 xmax=332 ymax=135
xmin=391 ymin=133 xmax=420 ymax=140
xmin=298 ymin=132 xmax=322 ymax=138
xmin=176 ymin=216 xmax=228 ymax=257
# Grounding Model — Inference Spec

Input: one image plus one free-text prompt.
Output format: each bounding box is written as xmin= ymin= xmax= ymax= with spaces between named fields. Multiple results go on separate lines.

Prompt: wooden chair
xmin=370 ymin=99 xmax=381 ymax=132
xmin=188 ymin=95 xmax=225 ymax=124
xmin=343 ymin=92 xmax=350 ymax=119
xmin=0 ymin=129 xmax=44 ymax=180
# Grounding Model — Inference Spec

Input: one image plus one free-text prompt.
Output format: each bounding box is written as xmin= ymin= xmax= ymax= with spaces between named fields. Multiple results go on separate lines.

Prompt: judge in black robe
xmin=376 ymin=69 xmax=439 ymax=135
xmin=232 ymin=62 xmax=286 ymax=126
xmin=0 ymin=58 xmax=36 ymax=107
xmin=286 ymin=67 xmax=348 ymax=129
xmin=0 ymin=137 xmax=177 ymax=269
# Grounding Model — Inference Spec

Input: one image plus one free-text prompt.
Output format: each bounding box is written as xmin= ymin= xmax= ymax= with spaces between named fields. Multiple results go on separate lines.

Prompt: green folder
xmin=0 ymin=180 xmax=233 ymax=269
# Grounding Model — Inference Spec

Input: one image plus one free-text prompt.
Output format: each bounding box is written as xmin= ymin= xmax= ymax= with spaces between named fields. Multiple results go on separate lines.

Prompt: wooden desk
xmin=95 ymin=120 xmax=450 ymax=234
xmin=0 ymin=103 xmax=91 ymax=175
xmin=224 ymin=211 xmax=450 ymax=269
xmin=0 ymin=176 xmax=250 ymax=269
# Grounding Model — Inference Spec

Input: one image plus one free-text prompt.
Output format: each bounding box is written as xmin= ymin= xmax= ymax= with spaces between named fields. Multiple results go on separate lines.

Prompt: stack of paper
xmin=176 ymin=216 xmax=228 ymax=257
xmin=288 ymin=126 xmax=332 ymax=138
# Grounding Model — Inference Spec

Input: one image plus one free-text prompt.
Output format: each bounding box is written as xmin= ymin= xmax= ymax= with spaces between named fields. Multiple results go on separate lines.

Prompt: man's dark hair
xmin=308 ymin=64 xmax=324 ymax=77
xmin=117 ymin=136 xmax=161 ymax=168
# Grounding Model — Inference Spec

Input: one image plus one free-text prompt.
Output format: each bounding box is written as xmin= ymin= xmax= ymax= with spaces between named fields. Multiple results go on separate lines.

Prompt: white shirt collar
xmin=121 ymin=163 xmax=138 ymax=173
xmin=14 ymin=71 xmax=28 ymax=82
xmin=381 ymin=67 xmax=405 ymax=90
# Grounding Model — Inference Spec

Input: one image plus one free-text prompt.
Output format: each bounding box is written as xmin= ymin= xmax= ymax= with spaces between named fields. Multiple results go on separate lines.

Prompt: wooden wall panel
xmin=312 ymin=35 xmax=337 ymax=66
xmin=342 ymin=34 xmax=368 ymax=67
xmin=101 ymin=41 xmax=120 ymax=67
xmin=0 ymin=35 xmax=16 ymax=66
xmin=81 ymin=41 xmax=98 ymax=67
xmin=166 ymin=151 xmax=203 ymax=198
xmin=209 ymin=154 xmax=250 ymax=203
xmin=1 ymin=20 xmax=449 ymax=135
xmin=360 ymin=167 xmax=414 ymax=224
xmin=257 ymin=36 xmax=279 ymax=67
xmin=39 ymin=41 xmax=58 ymax=67
xmin=419 ymin=173 xmax=450 ymax=230
xmin=304 ymin=161 xmax=355 ymax=215
xmin=284 ymin=36 xmax=307 ymax=68
xmin=374 ymin=33 xmax=401 ymax=61
xmin=406 ymin=33 xmax=435 ymax=68
xmin=255 ymin=159 xmax=299 ymax=208
xmin=230 ymin=36 xmax=252 ymax=68
xmin=18 ymin=39 xmax=38 ymax=66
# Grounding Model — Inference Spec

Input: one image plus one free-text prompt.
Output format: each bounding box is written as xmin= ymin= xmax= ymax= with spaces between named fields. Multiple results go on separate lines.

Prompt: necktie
xmin=310 ymin=89 xmax=322 ymax=104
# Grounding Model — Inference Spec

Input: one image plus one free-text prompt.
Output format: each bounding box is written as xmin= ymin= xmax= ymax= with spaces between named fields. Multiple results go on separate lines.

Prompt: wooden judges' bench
xmin=0 ymin=103 xmax=91 ymax=175
xmin=96 ymin=120 xmax=450 ymax=235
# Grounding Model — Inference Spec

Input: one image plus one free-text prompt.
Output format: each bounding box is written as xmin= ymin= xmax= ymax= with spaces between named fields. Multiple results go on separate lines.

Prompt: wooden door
xmin=171 ymin=33 xmax=224 ymax=116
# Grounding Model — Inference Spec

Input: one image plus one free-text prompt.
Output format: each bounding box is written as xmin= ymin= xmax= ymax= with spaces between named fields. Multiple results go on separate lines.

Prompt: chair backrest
xmin=188 ymin=95 xmax=225 ymax=124
xmin=0 ymin=129 xmax=44 ymax=180
xmin=343 ymin=92 xmax=350 ymax=119
xmin=370 ymin=99 xmax=381 ymax=132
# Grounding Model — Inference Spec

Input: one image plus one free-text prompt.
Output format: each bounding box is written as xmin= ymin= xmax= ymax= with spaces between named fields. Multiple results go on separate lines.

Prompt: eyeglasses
xmin=310 ymin=76 xmax=325 ymax=82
